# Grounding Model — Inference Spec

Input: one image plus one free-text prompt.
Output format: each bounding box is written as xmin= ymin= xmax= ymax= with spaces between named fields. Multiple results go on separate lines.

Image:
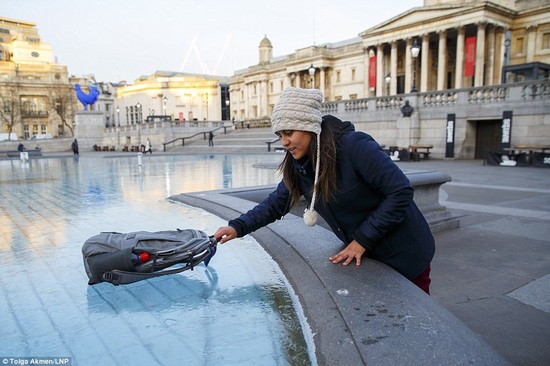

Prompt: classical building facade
xmin=229 ymin=0 xmax=550 ymax=120
xmin=114 ymin=71 xmax=230 ymax=127
xmin=0 ymin=17 xmax=76 ymax=139
xmin=0 ymin=17 xmax=118 ymax=141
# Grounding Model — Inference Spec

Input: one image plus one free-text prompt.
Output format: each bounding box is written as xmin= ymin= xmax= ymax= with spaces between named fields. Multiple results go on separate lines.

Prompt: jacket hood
xmin=322 ymin=114 xmax=355 ymax=134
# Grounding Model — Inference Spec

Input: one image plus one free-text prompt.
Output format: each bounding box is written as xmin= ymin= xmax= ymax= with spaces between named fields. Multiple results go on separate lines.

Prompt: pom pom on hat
xmin=303 ymin=208 xmax=318 ymax=227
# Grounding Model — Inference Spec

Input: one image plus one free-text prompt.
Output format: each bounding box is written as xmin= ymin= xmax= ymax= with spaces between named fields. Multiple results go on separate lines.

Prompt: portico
xmin=363 ymin=21 xmax=509 ymax=97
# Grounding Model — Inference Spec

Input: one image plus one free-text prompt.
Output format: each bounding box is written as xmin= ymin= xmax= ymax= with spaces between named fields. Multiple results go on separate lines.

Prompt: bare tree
xmin=48 ymin=82 xmax=76 ymax=137
xmin=0 ymin=81 xmax=21 ymax=140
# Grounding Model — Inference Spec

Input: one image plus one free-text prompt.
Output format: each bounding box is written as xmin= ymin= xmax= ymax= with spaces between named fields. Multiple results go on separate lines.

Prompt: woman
xmin=145 ymin=138 xmax=152 ymax=154
xmin=214 ymin=87 xmax=435 ymax=294
xmin=71 ymin=139 xmax=79 ymax=155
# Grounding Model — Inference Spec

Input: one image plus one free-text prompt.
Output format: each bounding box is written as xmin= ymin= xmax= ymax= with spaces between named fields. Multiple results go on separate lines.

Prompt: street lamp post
xmin=502 ymin=32 xmax=511 ymax=83
xmin=308 ymin=64 xmax=316 ymax=89
xmin=225 ymin=99 xmax=230 ymax=121
xmin=385 ymin=73 xmax=391 ymax=96
xmin=116 ymin=106 xmax=121 ymax=147
xmin=411 ymin=39 xmax=420 ymax=93
xmin=136 ymin=102 xmax=142 ymax=147
xmin=190 ymin=93 xmax=195 ymax=121
xmin=204 ymin=93 xmax=209 ymax=121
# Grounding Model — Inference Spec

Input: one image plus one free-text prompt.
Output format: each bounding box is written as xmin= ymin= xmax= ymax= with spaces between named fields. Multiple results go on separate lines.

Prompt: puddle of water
xmin=0 ymin=154 xmax=313 ymax=365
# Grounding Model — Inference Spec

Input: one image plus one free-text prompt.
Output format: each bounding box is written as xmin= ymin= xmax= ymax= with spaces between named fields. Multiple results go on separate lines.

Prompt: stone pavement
xmin=403 ymin=160 xmax=550 ymax=366
xmin=174 ymin=157 xmax=550 ymax=366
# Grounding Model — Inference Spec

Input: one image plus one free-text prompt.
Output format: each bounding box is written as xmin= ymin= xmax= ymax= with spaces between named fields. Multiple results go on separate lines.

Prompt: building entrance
xmin=474 ymin=120 xmax=501 ymax=159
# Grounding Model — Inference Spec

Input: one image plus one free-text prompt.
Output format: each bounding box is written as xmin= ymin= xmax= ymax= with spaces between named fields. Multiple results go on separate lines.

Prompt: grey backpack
xmin=82 ymin=229 xmax=217 ymax=285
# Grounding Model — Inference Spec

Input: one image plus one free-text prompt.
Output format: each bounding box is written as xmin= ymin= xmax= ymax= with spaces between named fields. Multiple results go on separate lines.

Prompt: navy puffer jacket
xmin=229 ymin=115 xmax=435 ymax=280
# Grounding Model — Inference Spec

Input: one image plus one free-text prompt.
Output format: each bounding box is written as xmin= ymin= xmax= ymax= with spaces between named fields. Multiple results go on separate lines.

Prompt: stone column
xmin=320 ymin=68 xmax=326 ymax=98
xmin=390 ymin=41 xmax=398 ymax=95
xmin=245 ymin=83 xmax=251 ymax=119
xmin=421 ymin=36 xmax=429 ymax=92
xmin=437 ymin=30 xmax=447 ymax=90
xmin=496 ymin=28 xmax=507 ymax=83
xmin=486 ymin=25 xmax=496 ymax=85
xmin=475 ymin=22 xmax=486 ymax=87
xmin=262 ymin=80 xmax=269 ymax=118
xmin=455 ymin=26 xmax=465 ymax=89
xmin=405 ymin=38 xmax=413 ymax=93
xmin=376 ymin=44 xmax=384 ymax=97
xmin=526 ymin=25 xmax=536 ymax=62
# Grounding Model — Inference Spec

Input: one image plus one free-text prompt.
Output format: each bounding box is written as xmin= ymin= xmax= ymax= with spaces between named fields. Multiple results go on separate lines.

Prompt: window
xmin=20 ymin=96 xmax=48 ymax=116
xmin=335 ymin=96 xmax=342 ymax=101
xmin=543 ymin=33 xmax=550 ymax=50
xmin=269 ymin=82 xmax=273 ymax=93
xmin=349 ymin=94 xmax=358 ymax=100
xmin=351 ymin=68 xmax=356 ymax=81
xmin=2 ymin=99 xmax=10 ymax=114
xmin=514 ymin=37 xmax=524 ymax=55
xmin=336 ymin=71 xmax=341 ymax=83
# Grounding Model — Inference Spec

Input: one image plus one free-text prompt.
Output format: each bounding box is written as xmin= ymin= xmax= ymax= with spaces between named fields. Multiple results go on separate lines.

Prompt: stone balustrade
xmin=95 ymin=80 xmax=549 ymax=159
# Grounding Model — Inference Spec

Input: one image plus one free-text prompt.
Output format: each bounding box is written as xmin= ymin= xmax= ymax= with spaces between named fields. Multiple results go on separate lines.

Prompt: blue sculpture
xmin=75 ymin=83 xmax=100 ymax=110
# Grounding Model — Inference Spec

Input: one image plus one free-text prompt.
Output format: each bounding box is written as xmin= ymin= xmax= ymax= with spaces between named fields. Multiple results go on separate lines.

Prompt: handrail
xmin=162 ymin=125 xmax=230 ymax=152
xmin=266 ymin=137 xmax=281 ymax=152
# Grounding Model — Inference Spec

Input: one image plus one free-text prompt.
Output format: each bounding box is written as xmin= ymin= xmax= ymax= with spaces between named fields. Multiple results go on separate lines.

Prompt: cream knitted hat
xmin=271 ymin=87 xmax=323 ymax=135
xmin=271 ymin=87 xmax=324 ymax=227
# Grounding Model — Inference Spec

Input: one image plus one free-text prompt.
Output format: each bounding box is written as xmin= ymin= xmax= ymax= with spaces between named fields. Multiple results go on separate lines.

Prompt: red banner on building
xmin=369 ymin=54 xmax=376 ymax=88
xmin=464 ymin=36 xmax=476 ymax=77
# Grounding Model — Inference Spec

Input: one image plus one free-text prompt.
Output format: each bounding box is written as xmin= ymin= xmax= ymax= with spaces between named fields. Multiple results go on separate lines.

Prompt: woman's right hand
xmin=214 ymin=226 xmax=237 ymax=244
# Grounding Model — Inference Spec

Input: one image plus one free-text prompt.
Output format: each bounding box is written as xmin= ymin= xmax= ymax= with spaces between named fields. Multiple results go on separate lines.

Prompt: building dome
xmin=259 ymin=35 xmax=272 ymax=48
xmin=259 ymin=35 xmax=273 ymax=65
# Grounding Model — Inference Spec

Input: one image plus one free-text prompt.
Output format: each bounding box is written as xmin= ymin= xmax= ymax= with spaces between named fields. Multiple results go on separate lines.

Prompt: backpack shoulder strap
xmin=103 ymin=241 xmax=216 ymax=285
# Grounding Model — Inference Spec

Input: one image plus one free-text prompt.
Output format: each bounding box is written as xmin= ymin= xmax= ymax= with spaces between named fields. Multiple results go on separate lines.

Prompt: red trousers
xmin=412 ymin=265 xmax=431 ymax=295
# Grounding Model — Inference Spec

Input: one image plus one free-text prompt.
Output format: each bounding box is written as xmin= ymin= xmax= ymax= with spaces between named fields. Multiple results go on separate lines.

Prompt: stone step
xmin=166 ymin=127 xmax=282 ymax=153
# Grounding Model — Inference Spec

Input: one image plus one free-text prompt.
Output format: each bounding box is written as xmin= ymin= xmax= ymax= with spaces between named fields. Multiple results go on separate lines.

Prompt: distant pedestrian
xmin=145 ymin=138 xmax=152 ymax=154
xmin=208 ymin=131 xmax=214 ymax=146
xmin=71 ymin=139 xmax=79 ymax=155
xmin=17 ymin=143 xmax=25 ymax=152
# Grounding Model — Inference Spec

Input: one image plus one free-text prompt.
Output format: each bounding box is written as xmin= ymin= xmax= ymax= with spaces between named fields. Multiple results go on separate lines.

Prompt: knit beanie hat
xmin=271 ymin=87 xmax=324 ymax=227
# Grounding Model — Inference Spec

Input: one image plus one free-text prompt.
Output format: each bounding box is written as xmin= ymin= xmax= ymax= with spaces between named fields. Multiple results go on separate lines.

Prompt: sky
xmin=2 ymin=0 xmax=423 ymax=83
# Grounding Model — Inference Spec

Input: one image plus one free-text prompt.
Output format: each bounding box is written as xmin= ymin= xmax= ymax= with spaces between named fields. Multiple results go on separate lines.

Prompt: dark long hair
xmin=278 ymin=119 xmax=340 ymax=208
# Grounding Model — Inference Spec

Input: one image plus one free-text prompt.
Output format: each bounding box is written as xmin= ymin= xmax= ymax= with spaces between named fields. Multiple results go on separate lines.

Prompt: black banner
xmin=501 ymin=111 xmax=513 ymax=150
xmin=445 ymin=114 xmax=455 ymax=158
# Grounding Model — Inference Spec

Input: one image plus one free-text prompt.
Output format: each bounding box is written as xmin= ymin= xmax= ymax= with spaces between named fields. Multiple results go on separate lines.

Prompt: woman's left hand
xmin=329 ymin=240 xmax=366 ymax=266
